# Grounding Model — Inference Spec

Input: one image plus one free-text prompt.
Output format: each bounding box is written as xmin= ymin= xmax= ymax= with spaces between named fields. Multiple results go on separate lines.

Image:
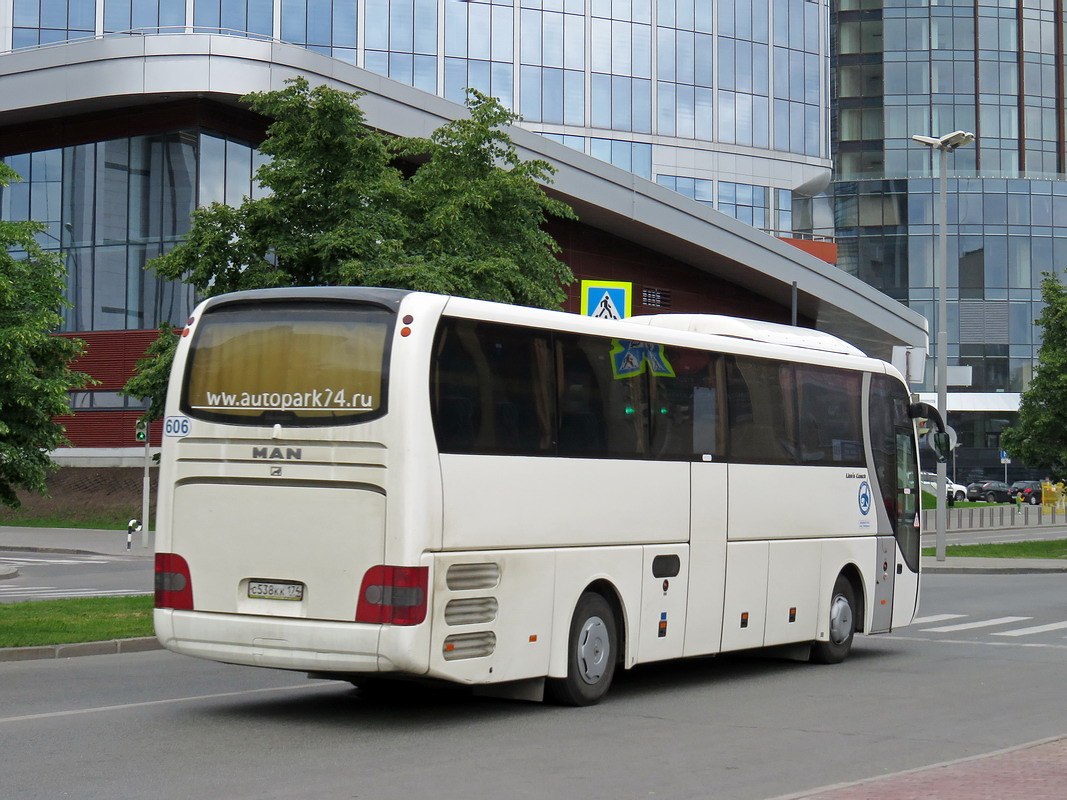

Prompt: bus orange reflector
xmin=529 ymin=635 xmax=537 ymax=642
xmin=881 ymin=599 xmax=887 ymax=605
xmin=444 ymin=643 xmax=455 ymax=651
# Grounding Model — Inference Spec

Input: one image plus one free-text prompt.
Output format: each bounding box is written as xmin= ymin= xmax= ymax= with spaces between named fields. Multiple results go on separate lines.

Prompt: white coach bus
xmin=154 ymin=287 xmax=945 ymax=705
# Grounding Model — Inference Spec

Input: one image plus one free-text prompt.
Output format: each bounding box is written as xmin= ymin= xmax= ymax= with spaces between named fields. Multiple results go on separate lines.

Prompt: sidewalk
xmin=774 ymin=735 xmax=1067 ymax=800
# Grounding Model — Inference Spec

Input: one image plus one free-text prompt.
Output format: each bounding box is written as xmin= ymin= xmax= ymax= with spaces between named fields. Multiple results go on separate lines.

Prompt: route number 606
xmin=164 ymin=416 xmax=191 ymax=437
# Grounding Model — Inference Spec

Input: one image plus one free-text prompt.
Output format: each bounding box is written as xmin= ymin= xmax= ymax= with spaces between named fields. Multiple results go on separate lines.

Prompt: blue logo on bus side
xmin=858 ymin=481 xmax=872 ymax=516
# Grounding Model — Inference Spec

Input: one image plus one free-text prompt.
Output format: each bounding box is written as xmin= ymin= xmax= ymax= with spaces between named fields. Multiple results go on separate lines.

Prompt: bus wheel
xmin=811 ymin=575 xmax=855 ymax=664
xmin=547 ymin=591 xmax=617 ymax=706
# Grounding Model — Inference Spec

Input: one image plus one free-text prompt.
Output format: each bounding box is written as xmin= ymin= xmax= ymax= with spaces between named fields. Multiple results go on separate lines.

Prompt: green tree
xmin=1001 ymin=270 xmax=1067 ymax=477
xmin=0 ymin=163 xmax=91 ymax=508
xmin=356 ymin=89 xmax=576 ymax=308
xmin=125 ymin=78 xmax=575 ymax=415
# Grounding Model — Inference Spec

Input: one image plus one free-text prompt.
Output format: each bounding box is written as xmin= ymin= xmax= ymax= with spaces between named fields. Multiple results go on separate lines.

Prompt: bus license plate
xmin=248 ymin=580 xmax=305 ymax=601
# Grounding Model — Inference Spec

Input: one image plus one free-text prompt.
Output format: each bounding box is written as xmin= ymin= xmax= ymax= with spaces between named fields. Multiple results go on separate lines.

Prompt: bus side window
xmin=650 ymin=346 xmax=724 ymax=461
xmin=794 ymin=366 xmax=864 ymax=466
xmin=431 ymin=319 xmax=480 ymax=453
xmin=557 ymin=333 xmax=650 ymax=458
xmin=725 ymin=356 xmax=793 ymax=464
xmin=432 ymin=319 xmax=555 ymax=456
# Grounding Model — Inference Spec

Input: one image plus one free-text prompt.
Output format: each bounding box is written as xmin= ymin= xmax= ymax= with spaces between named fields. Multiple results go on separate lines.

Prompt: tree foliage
xmin=0 ymin=163 xmax=91 ymax=508
xmin=122 ymin=325 xmax=179 ymax=424
xmin=126 ymin=78 xmax=576 ymax=415
xmin=1001 ymin=271 xmax=1067 ymax=477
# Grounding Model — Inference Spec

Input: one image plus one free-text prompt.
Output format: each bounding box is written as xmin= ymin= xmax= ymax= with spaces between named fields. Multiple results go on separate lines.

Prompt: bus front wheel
xmin=811 ymin=575 xmax=856 ymax=664
xmin=547 ymin=591 xmax=617 ymax=706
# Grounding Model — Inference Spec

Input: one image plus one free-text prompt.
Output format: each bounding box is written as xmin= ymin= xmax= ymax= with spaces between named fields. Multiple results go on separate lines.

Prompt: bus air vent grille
xmin=446 ymin=563 xmax=500 ymax=591
xmin=444 ymin=597 xmax=499 ymax=626
xmin=443 ymin=631 xmax=497 ymax=660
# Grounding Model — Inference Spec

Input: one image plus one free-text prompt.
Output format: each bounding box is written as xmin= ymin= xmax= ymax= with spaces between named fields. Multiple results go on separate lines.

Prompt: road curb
xmin=922 ymin=564 xmax=1067 ymax=575
xmin=0 ymin=545 xmax=135 ymax=556
xmin=0 ymin=637 xmax=163 ymax=663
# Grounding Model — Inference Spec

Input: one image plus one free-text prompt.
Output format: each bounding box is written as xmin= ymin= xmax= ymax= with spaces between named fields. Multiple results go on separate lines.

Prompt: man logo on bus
xmin=253 ymin=447 xmax=303 ymax=460
xmin=858 ymin=481 xmax=872 ymax=515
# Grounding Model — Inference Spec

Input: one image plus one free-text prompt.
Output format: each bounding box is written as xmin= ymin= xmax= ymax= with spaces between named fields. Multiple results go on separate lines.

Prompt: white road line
xmin=921 ymin=616 xmax=1031 ymax=632
xmin=0 ymin=586 xmax=56 ymax=592
xmin=0 ymin=589 xmax=150 ymax=600
xmin=992 ymin=621 xmax=1067 ymax=637
xmin=912 ymin=614 xmax=966 ymax=624
xmin=0 ymin=682 xmax=332 ymax=725
xmin=0 ymin=558 xmax=112 ymax=565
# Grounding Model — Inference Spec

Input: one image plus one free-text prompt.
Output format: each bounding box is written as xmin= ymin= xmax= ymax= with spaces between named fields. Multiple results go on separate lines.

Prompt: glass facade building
xmin=826 ymin=0 xmax=1067 ymax=480
xmin=4 ymin=0 xmax=832 ymax=242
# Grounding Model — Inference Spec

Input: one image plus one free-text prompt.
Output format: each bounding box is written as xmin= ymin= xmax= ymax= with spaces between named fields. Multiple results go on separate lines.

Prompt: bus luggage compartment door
xmin=637 ymin=545 xmax=689 ymax=664
xmin=171 ymin=480 xmax=385 ymax=623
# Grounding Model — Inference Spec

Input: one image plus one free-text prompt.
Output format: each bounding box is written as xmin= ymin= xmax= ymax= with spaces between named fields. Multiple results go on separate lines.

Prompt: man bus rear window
xmin=182 ymin=301 xmax=391 ymax=426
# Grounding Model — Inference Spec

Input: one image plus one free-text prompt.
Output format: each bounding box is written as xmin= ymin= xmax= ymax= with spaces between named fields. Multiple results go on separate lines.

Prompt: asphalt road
xmin=0 ymin=550 xmax=153 ymax=603
xmin=2 ymin=572 xmax=1065 ymax=800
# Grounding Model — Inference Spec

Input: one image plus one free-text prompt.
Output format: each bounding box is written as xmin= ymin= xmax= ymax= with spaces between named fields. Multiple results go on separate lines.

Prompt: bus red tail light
xmin=356 ymin=566 xmax=428 ymax=625
xmin=155 ymin=553 xmax=193 ymax=610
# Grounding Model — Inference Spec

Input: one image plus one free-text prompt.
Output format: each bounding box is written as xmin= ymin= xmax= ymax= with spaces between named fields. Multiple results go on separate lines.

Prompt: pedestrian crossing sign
xmin=580 ymin=280 xmax=632 ymax=320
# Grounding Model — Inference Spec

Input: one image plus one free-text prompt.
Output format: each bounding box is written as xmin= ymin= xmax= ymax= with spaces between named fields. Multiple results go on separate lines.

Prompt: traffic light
xmin=135 ymin=421 xmax=147 ymax=442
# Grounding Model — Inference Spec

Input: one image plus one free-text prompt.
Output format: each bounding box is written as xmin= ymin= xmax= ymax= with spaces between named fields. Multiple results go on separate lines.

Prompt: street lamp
xmin=912 ymin=130 xmax=975 ymax=561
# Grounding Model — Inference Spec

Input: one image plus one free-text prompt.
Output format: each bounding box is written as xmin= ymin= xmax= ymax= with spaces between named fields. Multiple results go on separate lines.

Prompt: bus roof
xmin=624 ymin=314 xmax=868 ymax=357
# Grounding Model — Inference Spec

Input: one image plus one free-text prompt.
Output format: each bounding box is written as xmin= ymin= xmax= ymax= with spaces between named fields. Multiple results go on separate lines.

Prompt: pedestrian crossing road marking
xmin=992 ymin=620 xmax=1067 ymax=637
xmin=912 ymin=614 xmax=966 ymax=625
xmin=921 ymin=616 xmax=1031 ymax=633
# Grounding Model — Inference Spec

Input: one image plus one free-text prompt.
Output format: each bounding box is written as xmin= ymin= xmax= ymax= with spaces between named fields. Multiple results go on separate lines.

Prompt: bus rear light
xmin=356 ymin=565 xmax=428 ymax=625
xmin=155 ymin=553 xmax=193 ymax=610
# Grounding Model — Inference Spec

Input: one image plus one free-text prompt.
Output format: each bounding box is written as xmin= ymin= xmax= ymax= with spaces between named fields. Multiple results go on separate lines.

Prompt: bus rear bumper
xmin=154 ymin=609 xmax=388 ymax=673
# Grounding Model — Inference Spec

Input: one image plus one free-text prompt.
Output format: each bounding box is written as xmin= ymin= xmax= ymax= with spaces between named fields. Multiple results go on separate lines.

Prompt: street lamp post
xmin=912 ymin=130 xmax=975 ymax=561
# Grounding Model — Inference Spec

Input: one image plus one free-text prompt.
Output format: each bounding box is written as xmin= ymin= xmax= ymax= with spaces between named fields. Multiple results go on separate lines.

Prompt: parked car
xmin=966 ymin=480 xmax=1012 ymax=503
xmin=1009 ymin=480 xmax=1043 ymax=505
xmin=920 ymin=472 xmax=967 ymax=503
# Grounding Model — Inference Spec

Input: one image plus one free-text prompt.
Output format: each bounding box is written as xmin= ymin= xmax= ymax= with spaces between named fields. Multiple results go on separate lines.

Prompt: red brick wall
xmin=57 ymin=331 xmax=164 ymax=448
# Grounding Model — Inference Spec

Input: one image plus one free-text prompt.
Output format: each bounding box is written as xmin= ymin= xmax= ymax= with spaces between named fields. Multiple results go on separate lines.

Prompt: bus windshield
xmin=182 ymin=300 xmax=392 ymax=426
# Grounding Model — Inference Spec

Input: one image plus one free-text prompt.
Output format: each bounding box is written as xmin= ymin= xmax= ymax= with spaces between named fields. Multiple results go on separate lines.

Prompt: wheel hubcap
xmin=576 ymin=615 xmax=609 ymax=684
xmin=828 ymin=593 xmax=853 ymax=645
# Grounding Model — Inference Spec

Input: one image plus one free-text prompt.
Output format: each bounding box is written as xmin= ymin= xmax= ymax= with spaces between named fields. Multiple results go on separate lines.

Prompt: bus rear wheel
xmin=547 ymin=591 xmax=617 ymax=706
xmin=811 ymin=575 xmax=855 ymax=664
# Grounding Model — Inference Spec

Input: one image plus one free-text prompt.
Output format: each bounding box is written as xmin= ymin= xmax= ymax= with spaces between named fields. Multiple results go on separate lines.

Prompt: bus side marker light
xmin=529 ymin=635 xmax=537 ymax=643
xmin=401 ymin=327 xmax=412 ymax=337
xmin=789 ymin=608 xmax=797 ymax=623
xmin=740 ymin=612 xmax=749 ymax=628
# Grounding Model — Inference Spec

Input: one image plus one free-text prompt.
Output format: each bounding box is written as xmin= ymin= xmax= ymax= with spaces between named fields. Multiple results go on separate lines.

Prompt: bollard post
xmin=126 ymin=519 xmax=141 ymax=551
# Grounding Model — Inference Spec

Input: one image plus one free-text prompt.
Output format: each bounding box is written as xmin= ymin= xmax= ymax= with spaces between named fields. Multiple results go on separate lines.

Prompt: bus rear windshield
xmin=182 ymin=301 xmax=392 ymax=426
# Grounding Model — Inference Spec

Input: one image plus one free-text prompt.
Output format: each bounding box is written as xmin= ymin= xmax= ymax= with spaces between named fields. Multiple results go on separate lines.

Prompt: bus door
xmin=867 ymin=374 xmax=920 ymax=632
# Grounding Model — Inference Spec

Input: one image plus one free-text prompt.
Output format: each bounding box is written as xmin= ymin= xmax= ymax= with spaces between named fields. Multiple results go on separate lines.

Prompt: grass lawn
xmin=0 ymin=595 xmax=154 ymax=648
xmin=0 ymin=512 xmax=149 ymax=531
xmin=921 ymin=539 xmax=1067 ymax=560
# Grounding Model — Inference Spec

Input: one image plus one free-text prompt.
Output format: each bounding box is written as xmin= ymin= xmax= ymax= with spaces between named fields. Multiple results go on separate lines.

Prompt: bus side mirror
xmin=909 ymin=402 xmax=949 ymax=463
xmin=930 ymin=431 xmax=950 ymax=464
